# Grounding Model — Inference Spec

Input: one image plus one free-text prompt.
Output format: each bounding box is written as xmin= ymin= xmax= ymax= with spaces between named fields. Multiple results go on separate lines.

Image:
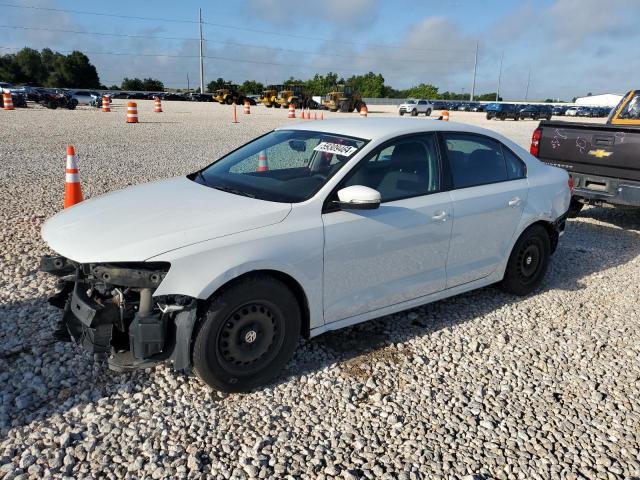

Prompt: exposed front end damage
xmin=40 ymin=255 xmax=198 ymax=372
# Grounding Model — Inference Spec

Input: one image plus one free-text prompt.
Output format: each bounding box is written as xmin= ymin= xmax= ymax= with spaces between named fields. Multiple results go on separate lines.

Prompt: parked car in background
xmin=486 ymin=103 xmax=519 ymax=120
xmin=398 ymin=99 xmax=433 ymax=116
xmin=564 ymin=107 xmax=579 ymax=116
xmin=552 ymin=105 xmax=569 ymax=116
xmin=189 ymin=93 xmax=214 ymax=102
xmin=126 ymin=92 xmax=147 ymax=100
xmin=471 ymin=103 xmax=486 ymax=112
xmin=519 ymin=105 xmax=552 ymax=120
xmin=576 ymin=107 xmax=595 ymax=117
xmin=41 ymin=118 xmax=571 ymax=392
xmin=432 ymin=101 xmax=447 ymax=110
xmin=40 ymin=90 xmax=78 ymax=110
xmin=69 ymin=91 xmax=100 ymax=106
xmin=163 ymin=93 xmax=187 ymax=101
xmin=533 ymin=90 xmax=640 ymax=216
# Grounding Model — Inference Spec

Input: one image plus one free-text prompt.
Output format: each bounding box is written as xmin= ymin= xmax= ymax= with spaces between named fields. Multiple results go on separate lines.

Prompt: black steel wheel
xmin=193 ymin=274 xmax=301 ymax=392
xmin=502 ymin=224 xmax=550 ymax=296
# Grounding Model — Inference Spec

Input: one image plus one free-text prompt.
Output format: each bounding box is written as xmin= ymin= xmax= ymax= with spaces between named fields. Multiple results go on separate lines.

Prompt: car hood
xmin=42 ymin=176 xmax=292 ymax=263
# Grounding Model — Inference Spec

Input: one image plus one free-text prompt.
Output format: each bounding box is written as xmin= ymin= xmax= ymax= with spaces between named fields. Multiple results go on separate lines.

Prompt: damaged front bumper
xmin=40 ymin=255 xmax=198 ymax=372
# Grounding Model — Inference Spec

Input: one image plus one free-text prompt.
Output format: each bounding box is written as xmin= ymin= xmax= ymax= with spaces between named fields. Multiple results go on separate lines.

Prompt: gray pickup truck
xmin=530 ymin=90 xmax=640 ymax=216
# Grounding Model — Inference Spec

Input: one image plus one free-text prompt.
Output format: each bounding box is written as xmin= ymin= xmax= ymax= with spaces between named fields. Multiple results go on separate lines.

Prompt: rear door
xmin=440 ymin=132 xmax=528 ymax=287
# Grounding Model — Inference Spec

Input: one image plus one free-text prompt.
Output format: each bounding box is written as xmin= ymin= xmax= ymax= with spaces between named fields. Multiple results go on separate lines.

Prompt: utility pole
xmin=198 ymin=8 xmax=204 ymax=94
xmin=496 ymin=51 xmax=504 ymax=102
xmin=187 ymin=73 xmax=190 ymax=92
xmin=470 ymin=42 xmax=478 ymax=101
xmin=524 ymin=66 xmax=531 ymax=101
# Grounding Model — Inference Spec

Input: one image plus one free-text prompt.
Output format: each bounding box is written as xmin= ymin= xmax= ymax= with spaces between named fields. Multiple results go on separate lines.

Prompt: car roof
xmin=279 ymin=117 xmax=504 ymax=141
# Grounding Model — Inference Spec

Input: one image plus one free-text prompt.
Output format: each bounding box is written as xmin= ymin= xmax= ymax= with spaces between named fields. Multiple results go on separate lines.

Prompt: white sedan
xmin=41 ymin=118 xmax=571 ymax=391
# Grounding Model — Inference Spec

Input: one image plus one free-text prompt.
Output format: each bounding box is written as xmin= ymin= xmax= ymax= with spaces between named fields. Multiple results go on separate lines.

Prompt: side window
xmin=418 ymin=100 xmax=426 ymax=105
xmin=618 ymin=93 xmax=640 ymax=119
xmin=502 ymin=146 xmax=527 ymax=180
xmin=343 ymin=134 xmax=440 ymax=202
xmin=442 ymin=133 xmax=509 ymax=189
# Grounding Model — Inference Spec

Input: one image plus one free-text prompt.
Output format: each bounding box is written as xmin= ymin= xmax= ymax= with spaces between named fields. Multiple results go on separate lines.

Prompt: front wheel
xmin=193 ymin=275 xmax=301 ymax=392
xmin=411 ymin=109 xmax=418 ymax=116
xmin=501 ymin=224 xmax=551 ymax=296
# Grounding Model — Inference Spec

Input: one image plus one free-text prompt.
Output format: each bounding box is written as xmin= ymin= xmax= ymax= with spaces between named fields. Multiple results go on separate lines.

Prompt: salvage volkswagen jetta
xmin=41 ymin=118 xmax=571 ymax=392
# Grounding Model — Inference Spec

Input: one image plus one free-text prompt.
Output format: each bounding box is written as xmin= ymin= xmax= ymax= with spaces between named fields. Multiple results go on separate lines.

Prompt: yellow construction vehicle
xmin=260 ymin=85 xmax=280 ymax=108
xmin=323 ymin=85 xmax=366 ymax=112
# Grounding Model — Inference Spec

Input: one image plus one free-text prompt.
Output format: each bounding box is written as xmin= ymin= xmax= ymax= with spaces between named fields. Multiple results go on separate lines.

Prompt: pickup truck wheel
xmin=399 ymin=111 xmax=404 ymax=116
xmin=501 ymin=225 xmax=550 ymax=296
xmin=425 ymin=109 xmax=432 ymax=116
xmin=486 ymin=113 xmax=491 ymax=120
xmin=193 ymin=275 xmax=301 ymax=392
xmin=411 ymin=109 xmax=418 ymax=116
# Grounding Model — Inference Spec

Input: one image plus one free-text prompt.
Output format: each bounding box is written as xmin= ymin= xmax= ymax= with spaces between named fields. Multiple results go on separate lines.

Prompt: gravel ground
xmin=1 ymin=101 xmax=639 ymax=480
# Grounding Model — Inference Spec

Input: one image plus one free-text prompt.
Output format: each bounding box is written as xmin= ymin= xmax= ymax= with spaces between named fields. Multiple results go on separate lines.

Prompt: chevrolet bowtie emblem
xmin=587 ymin=149 xmax=613 ymax=158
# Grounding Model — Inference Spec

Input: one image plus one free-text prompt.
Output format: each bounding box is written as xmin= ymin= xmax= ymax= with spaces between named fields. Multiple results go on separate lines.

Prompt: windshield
xmin=405 ymin=100 xmax=416 ymax=104
xmin=192 ymin=130 xmax=367 ymax=203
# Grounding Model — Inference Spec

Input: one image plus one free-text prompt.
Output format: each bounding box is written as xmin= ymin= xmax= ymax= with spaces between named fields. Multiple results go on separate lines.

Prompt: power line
xmin=0 ymin=2 xmax=475 ymax=55
xmin=0 ymin=25 xmax=473 ymax=64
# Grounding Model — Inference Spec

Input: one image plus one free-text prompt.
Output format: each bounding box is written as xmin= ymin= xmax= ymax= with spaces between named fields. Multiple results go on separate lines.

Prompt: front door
xmin=322 ymin=133 xmax=453 ymax=324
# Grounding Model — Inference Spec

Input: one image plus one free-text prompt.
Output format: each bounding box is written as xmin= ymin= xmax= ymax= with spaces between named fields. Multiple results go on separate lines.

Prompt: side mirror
xmin=289 ymin=140 xmax=306 ymax=152
xmin=336 ymin=185 xmax=381 ymax=210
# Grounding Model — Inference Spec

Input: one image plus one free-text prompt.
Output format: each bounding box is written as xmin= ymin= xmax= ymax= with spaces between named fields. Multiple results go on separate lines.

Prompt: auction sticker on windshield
xmin=313 ymin=142 xmax=358 ymax=157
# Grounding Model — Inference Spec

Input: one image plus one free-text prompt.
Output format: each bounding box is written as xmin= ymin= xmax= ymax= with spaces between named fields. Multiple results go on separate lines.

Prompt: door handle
xmin=508 ymin=197 xmax=522 ymax=207
xmin=432 ymin=211 xmax=448 ymax=222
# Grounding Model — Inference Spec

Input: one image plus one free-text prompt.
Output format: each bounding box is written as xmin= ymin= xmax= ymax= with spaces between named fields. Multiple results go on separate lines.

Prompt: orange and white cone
xmin=314 ymin=111 xmax=317 ymax=120
xmin=256 ymin=150 xmax=269 ymax=172
xmin=101 ymin=96 xmax=110 ymax=112
xmin=360 ymin=106 xmax=368 ymax=118
xmin=306 ymin=109 xmax=311 ymax=120
xmin=127 ymin=102 xmax=138 ymax=123
xmin=64 ymin=145 xmax=83 ymax=208
xmin=154 ymin=97 xmax=162 ymax=113
xmin=288 ymin=104 xmax=295 ymax=118
xmin=243 ymin=100 xmax=250 ymax=114
xmin=442 ymin=110 xmax=449 ymax=121
xmin=320 ymin=112 xmax=324 ymax=120
xmin=2 ymin=92 xmax=14 ymax=110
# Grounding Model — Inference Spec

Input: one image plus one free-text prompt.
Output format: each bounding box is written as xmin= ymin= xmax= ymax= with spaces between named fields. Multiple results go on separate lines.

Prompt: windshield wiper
xmin=213 ymin=185 xmax=256 ymax=198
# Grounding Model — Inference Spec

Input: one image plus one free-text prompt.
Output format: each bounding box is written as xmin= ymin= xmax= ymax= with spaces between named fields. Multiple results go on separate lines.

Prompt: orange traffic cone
xmin=154 ymin=96 xmax=162 ymax=113
xmin=256 ymin=150 xmax=268 ymax=172
xmin=360 ymin=106 xmax=368 ymax=118
xmin=2 ymin=92 xmax=14 ymax=110
xmin=288 ymin=104 xmax=295 ymax=118
xmin=243 ymin=100 xmax=251 ymax=114
xmin=442 ymin=110 xmax=450 ymax=121
xmin=314 ymin=111 xmax=317 ymax=120
xmin=306 ymin=109 xmax=311 ymax=120
xmin=127 ymin=102 xmax=138 ymax=123
xmin=101 ymin=96 xmax=110 ymax=112
xmin=64 ymin=145 xmax=83 ymax=208
xmin=320 ymin=112 xmax=324 ymax=120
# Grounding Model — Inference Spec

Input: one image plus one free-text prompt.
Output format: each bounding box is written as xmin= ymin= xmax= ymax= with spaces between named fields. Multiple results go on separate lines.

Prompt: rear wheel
xmin=193 ymin=275 xmax=301 ymax=392
xmin=501 ymin=225 xmax=550 ymax=296
xmin=47 ymin=100 xmax=58 ymax=109
xmin=425 ymin=108 xmax=432 ymax=116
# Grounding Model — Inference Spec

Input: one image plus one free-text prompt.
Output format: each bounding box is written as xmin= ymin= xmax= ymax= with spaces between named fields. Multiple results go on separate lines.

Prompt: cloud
xmin=244 ymin=0 xmax=377 ymax=29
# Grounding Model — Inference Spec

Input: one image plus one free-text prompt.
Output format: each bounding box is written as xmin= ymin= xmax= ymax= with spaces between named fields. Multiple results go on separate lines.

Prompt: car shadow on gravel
xmin=280 ymin=216 xmax=640 ymax=386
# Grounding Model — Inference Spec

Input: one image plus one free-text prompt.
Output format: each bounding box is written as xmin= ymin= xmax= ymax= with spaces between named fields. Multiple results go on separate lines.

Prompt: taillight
xmin=530 ymin=128 xmax=541 ymax=157
xmin=568 ymin=176 xmax=574 ymax=193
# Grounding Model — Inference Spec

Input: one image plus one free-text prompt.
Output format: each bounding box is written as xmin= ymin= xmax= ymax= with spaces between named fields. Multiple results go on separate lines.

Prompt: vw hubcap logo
xmin=245 ymin=330 xmax=257 ymax=343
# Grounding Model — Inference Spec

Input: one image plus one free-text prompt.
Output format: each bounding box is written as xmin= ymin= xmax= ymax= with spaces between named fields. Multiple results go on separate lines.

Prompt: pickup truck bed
xmin=535 ymin=120 xmax=640 ymax=208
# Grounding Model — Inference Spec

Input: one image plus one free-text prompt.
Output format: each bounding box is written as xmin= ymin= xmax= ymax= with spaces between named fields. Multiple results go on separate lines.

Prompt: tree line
xmin=207 ymin=72 xmax=501 ymax=100
xmin=2 ymin=47 xmax=500 ymax=100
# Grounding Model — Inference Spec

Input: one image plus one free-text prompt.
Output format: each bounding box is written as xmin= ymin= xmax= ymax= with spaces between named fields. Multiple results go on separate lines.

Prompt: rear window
xmin=443 ymin=133 xmax=523 ymax=189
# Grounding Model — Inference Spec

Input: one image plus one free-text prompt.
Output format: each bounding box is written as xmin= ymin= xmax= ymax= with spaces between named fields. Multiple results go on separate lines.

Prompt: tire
xmin=501 ymin=224 xmax=551 ymax=296
xmin=514 ymin=116 xmax=519 ymax=121
xmin=486 ymin=113 xmax=492 ymax=120
xmin=425 ymin=109 xmax=431 ymax=116
xmin=193 ymin=275 xmax=301 ymax=392
xmin=339 ymin=101 xmax=350 ymax=113
xmin=67 ymin=99 xmax=78 ymax=110
xmin=546 ymin=115 xmax=552 ymax=121
xmin=567 ymin=197 xmax=584 ymax=218
xmin=411 ymin=109 xmax=418 ymax=117
xmin=225 ymin=96 xmax=233 ymax=105
xmin=399 ymin=111 xmax=404 ymax=116
xmin=47 ymin=100 xmax=58 ymax=109
xmin=500 ymin=115 xmax=505 ymax=121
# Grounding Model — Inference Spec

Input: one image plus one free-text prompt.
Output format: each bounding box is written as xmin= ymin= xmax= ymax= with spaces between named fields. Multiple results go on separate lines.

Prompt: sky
xmin=2 ymin=0 xmax=640 ymax=100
